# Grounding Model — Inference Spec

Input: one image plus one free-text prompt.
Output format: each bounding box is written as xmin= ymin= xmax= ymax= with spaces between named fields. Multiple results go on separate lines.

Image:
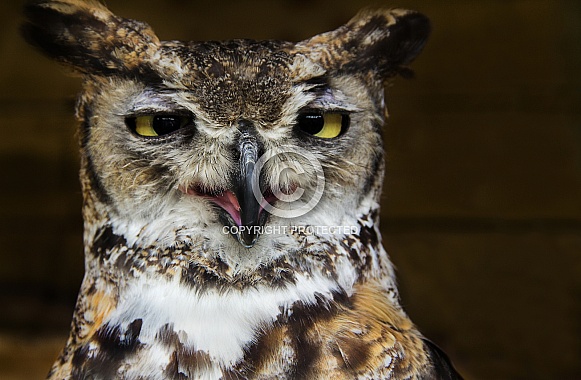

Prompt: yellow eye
xmin=134 ymin=115 xmax=157 ymax=137
xmin=127 ymin=115 xmax=190 ymax=137
xmin=297 ymin=112 xmax=348 ymax=139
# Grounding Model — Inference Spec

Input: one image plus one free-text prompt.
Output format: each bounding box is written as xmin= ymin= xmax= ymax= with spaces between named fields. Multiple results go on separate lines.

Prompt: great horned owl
xmin=23 ymin=1 xmax=462 ymax=379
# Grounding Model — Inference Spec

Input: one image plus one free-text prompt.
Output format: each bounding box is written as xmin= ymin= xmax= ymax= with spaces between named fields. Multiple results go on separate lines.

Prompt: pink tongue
xmin=212 ymin=191 xmax=242 ymax=226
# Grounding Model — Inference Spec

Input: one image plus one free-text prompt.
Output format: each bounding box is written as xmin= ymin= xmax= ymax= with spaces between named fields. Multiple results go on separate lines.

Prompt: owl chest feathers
xmin=68 ymin=268 xmax=431 ymax=380
xmin=97 ymin=272 xmax=341 ymax=368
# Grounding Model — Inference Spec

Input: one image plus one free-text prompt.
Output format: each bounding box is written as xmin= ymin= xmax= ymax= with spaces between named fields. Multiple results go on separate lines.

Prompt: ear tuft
xmin=21 ymin=0 xmax=160 ymax=76
xmin=295 ymin=9 xmax=430 ymax=80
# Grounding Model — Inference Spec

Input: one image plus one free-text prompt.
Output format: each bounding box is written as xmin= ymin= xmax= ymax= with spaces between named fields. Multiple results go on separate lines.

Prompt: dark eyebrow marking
xmin=303 ymin=75 xmax=330 ymax=91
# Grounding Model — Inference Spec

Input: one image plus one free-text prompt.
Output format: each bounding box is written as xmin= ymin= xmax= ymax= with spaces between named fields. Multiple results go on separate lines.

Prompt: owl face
xmin=23 ymin=1 xmax=429 ymax=267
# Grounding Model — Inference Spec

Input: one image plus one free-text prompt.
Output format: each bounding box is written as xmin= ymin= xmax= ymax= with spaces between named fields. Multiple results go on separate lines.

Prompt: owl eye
xmin=297 ymin=112 xmax=349 ymax=139
xmin=126 ymin=115 xmax=191 ymax=137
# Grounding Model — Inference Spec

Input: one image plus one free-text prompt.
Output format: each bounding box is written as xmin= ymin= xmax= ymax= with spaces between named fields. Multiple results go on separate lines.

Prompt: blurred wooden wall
xmin=1 ymin=0 xmax=580 ymax=379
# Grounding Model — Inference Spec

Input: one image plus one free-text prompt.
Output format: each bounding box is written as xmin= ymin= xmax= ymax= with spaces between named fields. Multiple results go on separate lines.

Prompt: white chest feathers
xmin=102 ymin=273 xmax=341 ymax=372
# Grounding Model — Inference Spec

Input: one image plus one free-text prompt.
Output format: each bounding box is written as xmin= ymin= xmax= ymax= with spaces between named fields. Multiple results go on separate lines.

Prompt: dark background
xmin=1 ymin=1 xmax=580 ymax=379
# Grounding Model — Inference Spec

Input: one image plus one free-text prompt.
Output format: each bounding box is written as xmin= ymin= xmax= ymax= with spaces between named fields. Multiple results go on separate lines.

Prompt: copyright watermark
xmin=222 ymin=225 xmax=360 ymax=236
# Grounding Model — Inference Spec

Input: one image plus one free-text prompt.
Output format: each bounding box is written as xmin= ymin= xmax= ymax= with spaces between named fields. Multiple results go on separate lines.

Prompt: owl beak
xmin=232 ymin=125 xmax=267 ymax=248
xmin=182 ymin=124 xmax=270 ymax=248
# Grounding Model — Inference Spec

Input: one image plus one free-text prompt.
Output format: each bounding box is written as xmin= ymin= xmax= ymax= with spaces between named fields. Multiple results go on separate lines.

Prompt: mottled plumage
xmin=22 ymin=1 xmax=462 ymax=379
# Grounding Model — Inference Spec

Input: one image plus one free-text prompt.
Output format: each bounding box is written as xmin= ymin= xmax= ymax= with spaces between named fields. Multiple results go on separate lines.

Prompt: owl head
xmin=22 ymin=0 xmax=429 ymax=270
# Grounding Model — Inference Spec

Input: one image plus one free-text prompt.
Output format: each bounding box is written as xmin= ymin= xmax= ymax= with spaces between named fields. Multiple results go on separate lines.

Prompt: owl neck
xmin=80 ymin=176 xmax=395 ymax=292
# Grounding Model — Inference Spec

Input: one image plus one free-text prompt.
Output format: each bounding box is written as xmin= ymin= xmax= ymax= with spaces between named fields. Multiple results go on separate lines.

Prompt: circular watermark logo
xmin=252 ymin=146 xmax=325 ymax=219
